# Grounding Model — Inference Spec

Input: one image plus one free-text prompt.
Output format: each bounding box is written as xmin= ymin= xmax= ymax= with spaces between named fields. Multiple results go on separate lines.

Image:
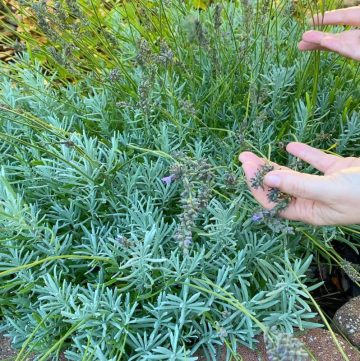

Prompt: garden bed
xmin=0 ymin=0 xmax=360 ymax=360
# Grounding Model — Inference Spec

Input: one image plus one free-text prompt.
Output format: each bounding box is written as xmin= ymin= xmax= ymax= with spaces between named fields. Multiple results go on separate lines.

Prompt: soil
xmin=197 ymin=329 xmax=360 ymax=361
xmin=0 ymin=334 xmax=67 ymax=361
xmin=310 ymin=241 xmax=360 ymax=319
xmin=0 ymin=333 xmax=26 ymax=360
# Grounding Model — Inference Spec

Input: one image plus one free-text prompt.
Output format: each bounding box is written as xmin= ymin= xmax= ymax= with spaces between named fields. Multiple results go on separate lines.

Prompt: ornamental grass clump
xmin=0 ymin=0 xmax=359 ymax=360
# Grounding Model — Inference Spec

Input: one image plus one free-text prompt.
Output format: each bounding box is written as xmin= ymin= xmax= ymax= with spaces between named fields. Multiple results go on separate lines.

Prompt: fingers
xmin=299 ymin=30 xmax=360 ymax=60
xmin=298 ymin=40 xmax=328 ymax=51
xmin=239 ymin=152 xmax=290 ymax=171
xmin=286 ymin=142 xmax=339 ymax=173
xmin=301 ymin=30 xmax=343 ymax=53
xmin=239 ymin=152 xmax=327 ymax=225
xmin=238 ymin=151 xmax=262 ymax=165
xmin=239 ymin=150 xmax=330 ymax=202
xmin=264 ymin=169 xmax=332 ymax=202
xmin=239 ymin=148 xmax=360 ymax=226
xmin=240 ymin=143 xmax=340 ymax=175
xmin=239 ymin=151 xmax=338 ymax=225
xmin=310 ymin=7 xmax=360 ymax=26
xmin=277 ymin=197 xmax=320 ymax=225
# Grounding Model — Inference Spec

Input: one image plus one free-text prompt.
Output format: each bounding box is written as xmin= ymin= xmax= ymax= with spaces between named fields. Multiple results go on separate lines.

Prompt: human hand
xmin=239 ymin=142 xmax=360 ymax=226
xmin=298 ymin=7 xmax=360 ymax=61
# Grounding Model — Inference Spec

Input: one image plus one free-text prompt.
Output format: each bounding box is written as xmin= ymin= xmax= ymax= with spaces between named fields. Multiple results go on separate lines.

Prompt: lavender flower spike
xmin=162 ymin=174 xmax=176 ymax=185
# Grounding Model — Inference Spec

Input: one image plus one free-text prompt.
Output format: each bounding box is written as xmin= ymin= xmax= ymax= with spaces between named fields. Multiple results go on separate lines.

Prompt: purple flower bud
xmin=161 ymin=174 xmax=176 ymax=185
xmin=252 ymin=212 xmax=264 ymax=222
xmin=183 ymin=238 xmax=192 ymax=248
xmin=115 ymin=235 xmax=126 ymax=244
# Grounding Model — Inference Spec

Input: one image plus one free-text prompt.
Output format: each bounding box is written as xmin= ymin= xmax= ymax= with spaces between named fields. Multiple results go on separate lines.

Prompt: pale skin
xmin=298 ymin=7 xmax=360 ymax=60
xmin=240 ymin=7 xmax=360 ymax=226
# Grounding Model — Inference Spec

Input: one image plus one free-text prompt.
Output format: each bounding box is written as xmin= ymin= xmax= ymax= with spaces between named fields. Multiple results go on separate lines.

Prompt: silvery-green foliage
xmin=294 ymin=100 xmax=309 ymax=143
xmin=337 ymin=112 xmax=360 ymax=154
xmin=0 ymin=0 xmax=359 ymax=360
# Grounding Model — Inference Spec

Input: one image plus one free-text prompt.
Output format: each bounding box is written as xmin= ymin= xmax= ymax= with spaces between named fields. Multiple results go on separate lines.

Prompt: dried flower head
xmin=115 ymin=234 xmax=132 ymax=248
xmin=214 ymin=5 xmax=223 ymax=30
xmin=250 ymin=163 xmax=292 ymax=221
xmin=13 ymin=40 xmax=26 ymax=53
xmin=240 ymin=0 xmax=252 ymax=35
xmin=197 ymin=159 xmax=214 ymax=182
xmin=169 ymin=163 xmax=184 ymax=179
xmin=31 ymin=1 xmax=63 ymax=41
xmin=136 ymin=39 xmax=152 ymax=66
xmin=64 ymin=43 xmax=78 ymax=57
xmin=250 ymin=163 xmax=292 ymax=229
xmin=158 ymin=41 xmax=174 ymax=65
xmin=54 ymin=1 xmax=68 ymax=23
xmin=48 ymin=46 xmax=66 ymax=66
xmin=267 ymin=187 xmax=282 ymax=203
xmin=193 ymin=19 xmax=208 ymax=47
xmin=179 ymin=99 xmax=196 ymax=117
xmin=116 ymin=101 xmax=131 ymax=109
xmin=65 ymin=0 xmax=83 ymax=18
xmin=224 ymin=172 xmax=238 ymax=187
xmin=250 ymin=163 xmax=274 ymax=190
xmin=169 ymin=154 xmax=214 ymax=253
xmin=265 ymin=328 xmax=309 ymax=361
xmin=266 ymin=218 xmax=294 ymax=234
xmin=103 ymin=31 xmax=119 ymax=47
xmin=109 ymin=68 xmax=121 ymax=82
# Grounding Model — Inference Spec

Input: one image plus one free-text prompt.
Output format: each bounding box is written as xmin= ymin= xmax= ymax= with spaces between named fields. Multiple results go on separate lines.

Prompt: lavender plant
xmin=0 ymin=0 xmax=359 ymax=360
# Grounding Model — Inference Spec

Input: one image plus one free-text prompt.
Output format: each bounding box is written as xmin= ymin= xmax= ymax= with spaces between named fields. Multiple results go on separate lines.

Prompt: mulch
xmin=0 ymin=333 xmax=25 ymax=360
xmin=0 ymin=334 xmax=67 ymax=361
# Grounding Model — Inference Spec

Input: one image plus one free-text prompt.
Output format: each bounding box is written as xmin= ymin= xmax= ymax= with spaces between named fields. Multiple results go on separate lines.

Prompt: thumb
xmin=264 ymin=170 xmax=332 ymax=201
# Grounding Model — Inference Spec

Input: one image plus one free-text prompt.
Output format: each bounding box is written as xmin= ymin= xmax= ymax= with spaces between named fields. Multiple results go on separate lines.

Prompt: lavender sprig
xmin=250 ymin=163 xmax=274 ymax=190
xmin=250 ymin=163 xmax=292 ymax=233
xmin=265 ymin=328 xmax=309 ymax=361
xmin=165 ymin=154 xmax=214 ymax=253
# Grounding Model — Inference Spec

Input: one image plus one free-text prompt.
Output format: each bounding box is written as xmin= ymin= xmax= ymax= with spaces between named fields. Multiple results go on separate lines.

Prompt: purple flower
xmin=115 ymin=234 xmax=131 ymax=248
xmin=161 ymin=174 xmax=176 ymax=185
xmin=115 ymin=234 xmax=126 ymax=244
xmin=252 ymin=212 xmax=264 ymax=222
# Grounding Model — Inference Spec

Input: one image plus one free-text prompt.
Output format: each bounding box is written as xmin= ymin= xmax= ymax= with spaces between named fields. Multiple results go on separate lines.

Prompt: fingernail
xmin=265 ymin=174 xmax=281 ymax=187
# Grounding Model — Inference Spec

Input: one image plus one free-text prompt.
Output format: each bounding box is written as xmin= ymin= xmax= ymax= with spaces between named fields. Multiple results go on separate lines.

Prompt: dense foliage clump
xmin=0 ymin=0 xmax=359 ymax=359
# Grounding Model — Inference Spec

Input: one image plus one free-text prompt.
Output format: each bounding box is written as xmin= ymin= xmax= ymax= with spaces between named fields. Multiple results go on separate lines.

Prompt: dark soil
xmin=0 ymin=333 xmax=24 ymax=360
xmin=0 ymin=334 xmax=67 ymax=361
xmin=311 ymin=241 xmax=360 ymax=319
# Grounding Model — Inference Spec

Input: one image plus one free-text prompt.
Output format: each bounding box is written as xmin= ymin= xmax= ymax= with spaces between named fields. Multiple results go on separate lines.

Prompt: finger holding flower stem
xmin=240 ymin=142 xmax=360 ymax=226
